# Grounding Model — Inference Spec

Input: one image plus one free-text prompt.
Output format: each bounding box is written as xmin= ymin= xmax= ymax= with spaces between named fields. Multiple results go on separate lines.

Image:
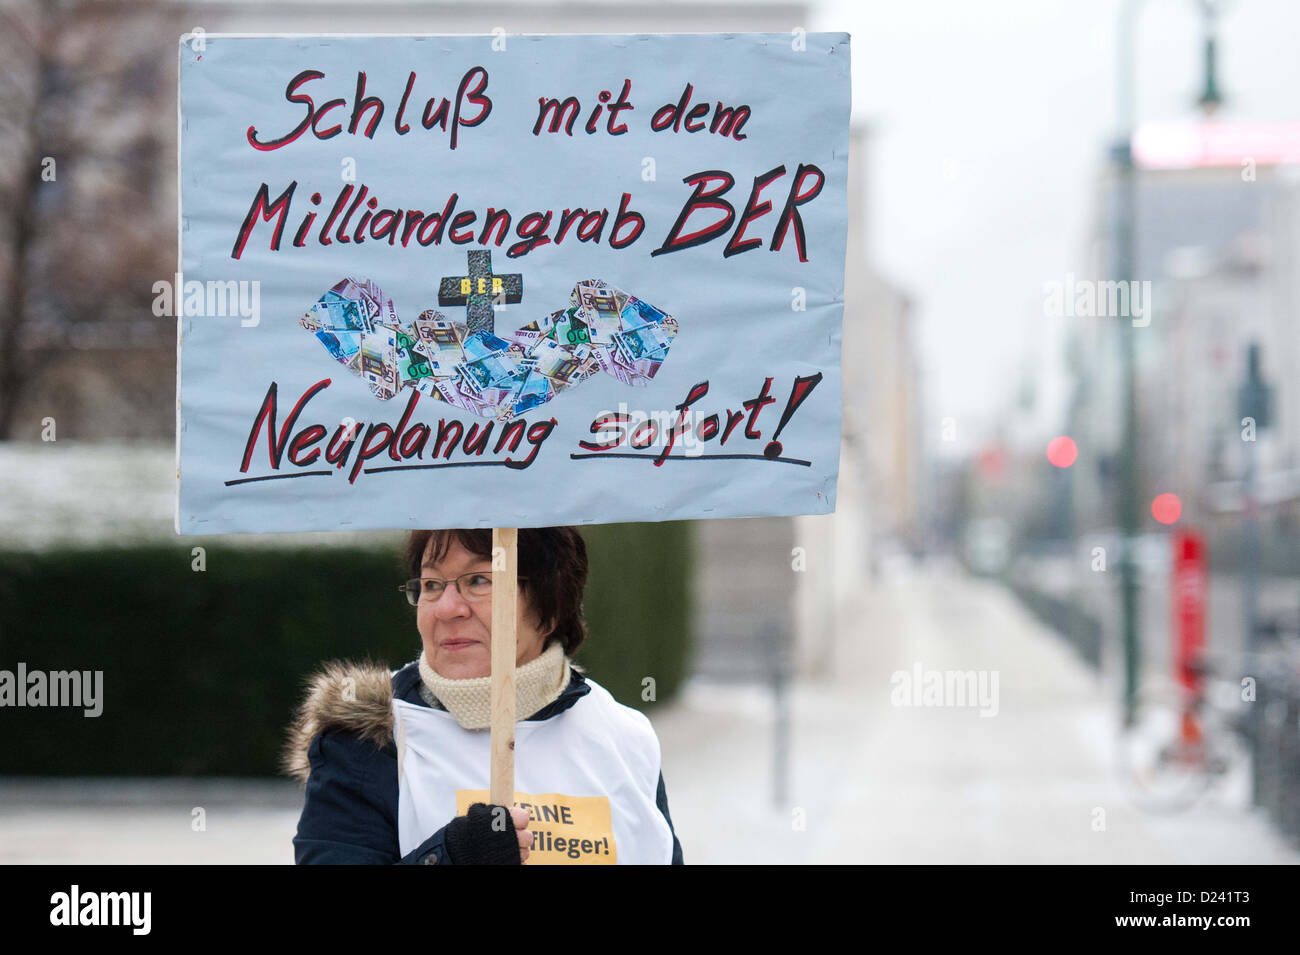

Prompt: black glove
xmin=443 ymin=802 xmax=522 ymax=865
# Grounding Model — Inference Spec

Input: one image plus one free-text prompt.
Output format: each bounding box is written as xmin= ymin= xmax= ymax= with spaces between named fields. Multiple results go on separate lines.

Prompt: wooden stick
xmin=489 ymin=527 xmax=517 ymax=807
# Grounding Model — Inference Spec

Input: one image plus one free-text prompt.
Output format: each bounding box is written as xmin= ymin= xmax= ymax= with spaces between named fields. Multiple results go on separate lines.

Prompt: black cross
xmin=438 ymin=250 xmax=523 ymax=337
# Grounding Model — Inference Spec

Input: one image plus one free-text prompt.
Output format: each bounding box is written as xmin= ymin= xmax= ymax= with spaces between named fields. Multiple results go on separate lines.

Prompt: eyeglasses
xmin=397 ymin=572 xmax=529 ymax=606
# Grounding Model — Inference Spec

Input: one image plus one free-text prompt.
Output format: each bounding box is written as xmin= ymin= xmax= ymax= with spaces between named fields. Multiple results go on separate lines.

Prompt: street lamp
xmin=1196 ymin=0 xmax=1224 ymax=115
xmin=1113 ymin=0 xmax=1143 ymax=729
xmin=1112 ymin=0 xmax=1229 ymax=727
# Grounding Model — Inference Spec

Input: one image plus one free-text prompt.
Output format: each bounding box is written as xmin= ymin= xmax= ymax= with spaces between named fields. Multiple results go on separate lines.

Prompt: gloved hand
xmin=443 ymin=803 xmax=533 ymax=864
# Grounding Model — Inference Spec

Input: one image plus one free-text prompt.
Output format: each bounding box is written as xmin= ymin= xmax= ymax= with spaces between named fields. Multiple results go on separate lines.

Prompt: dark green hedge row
xmin=0 ymin=521 xmax=692 ymax=775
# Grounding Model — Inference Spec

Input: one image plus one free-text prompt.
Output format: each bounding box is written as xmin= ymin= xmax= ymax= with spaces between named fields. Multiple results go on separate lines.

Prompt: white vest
xmin=393 ymin=678 xmax=674 ymax=865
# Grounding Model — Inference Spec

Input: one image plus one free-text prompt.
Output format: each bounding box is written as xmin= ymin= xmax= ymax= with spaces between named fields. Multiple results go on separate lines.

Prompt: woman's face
xmin=417 ymin=537 xmax=550 ymax=680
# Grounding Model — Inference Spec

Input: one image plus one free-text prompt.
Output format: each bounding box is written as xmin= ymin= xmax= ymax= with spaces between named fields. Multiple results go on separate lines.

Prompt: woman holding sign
xmin=284 ymin=526 xmax=684 ymax=865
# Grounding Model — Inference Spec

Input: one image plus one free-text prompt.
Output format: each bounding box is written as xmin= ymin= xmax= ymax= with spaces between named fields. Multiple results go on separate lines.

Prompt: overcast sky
xmin=813 ymin=0 xmax=1300 ymax=454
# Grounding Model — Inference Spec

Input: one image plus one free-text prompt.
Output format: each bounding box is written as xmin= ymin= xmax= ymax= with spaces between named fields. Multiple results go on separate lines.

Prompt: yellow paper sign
xmin=456 ymin=790 xmax=617 ymax=865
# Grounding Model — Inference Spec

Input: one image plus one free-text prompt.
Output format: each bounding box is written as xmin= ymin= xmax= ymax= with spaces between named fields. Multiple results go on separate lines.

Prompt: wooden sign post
xmin=490 ymin=527 xmax=517 ymax=805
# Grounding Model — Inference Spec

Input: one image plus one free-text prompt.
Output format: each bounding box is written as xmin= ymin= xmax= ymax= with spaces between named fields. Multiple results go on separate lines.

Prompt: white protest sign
xmin=176 ymin=33 xmax=850 ymax=533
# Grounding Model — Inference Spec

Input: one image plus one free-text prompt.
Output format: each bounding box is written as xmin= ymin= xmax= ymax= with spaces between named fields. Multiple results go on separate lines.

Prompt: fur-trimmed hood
xmin=282 ymin=655 xmax=593 ymax=786
xmin=281 ymin=660 xmax=396 ymax=784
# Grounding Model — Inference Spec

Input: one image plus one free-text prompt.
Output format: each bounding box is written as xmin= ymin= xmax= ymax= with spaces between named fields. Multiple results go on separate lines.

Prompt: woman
xmin=284 ymin=525 xmax=684 ymax=865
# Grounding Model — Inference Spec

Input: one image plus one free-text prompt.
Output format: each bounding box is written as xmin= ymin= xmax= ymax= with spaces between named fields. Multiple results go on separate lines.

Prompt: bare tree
xmin=0 ymin=0 xmax=186 ymax=440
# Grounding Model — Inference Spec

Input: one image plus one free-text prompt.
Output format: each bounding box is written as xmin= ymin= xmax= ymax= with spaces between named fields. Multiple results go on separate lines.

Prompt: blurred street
xmin=658 ymin=560 xmax=1299 ymax=864
xmin=3 ymin=560 xmax=1295 ymax=864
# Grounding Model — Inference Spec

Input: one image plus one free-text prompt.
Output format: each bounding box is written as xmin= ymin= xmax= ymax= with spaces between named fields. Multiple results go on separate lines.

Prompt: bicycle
xmin=1113 ymin=656 xmax=1254 ymax=813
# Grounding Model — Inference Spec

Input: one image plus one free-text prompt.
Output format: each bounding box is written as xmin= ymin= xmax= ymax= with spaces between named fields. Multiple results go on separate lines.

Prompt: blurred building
xmin=857 ymin=257 xmax=922 ymax=559
xmin=789 ymin=124 xmax=922 ymax=679
xmin=1068 ymin=128 xmax=1300 ymax=541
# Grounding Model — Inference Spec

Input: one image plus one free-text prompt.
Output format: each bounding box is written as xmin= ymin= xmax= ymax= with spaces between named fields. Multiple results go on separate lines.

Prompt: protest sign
xmin=176 ymin=33 xmax=850 ymax=534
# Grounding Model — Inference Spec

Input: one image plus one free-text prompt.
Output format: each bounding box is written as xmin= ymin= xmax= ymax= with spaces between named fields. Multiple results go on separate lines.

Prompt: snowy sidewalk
xmin=651 ymin=564 xmax=1300 ymax=864
xmin=0 ymin=779 xmax=301 ymax=865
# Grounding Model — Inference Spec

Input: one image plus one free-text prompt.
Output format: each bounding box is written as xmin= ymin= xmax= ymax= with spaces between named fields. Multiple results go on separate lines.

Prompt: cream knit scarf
xmin=417 ymin=640 xmax=570 ymax=730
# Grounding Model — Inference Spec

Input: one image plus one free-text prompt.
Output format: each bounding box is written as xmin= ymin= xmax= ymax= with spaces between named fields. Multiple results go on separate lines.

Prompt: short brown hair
xmin=403 ymin=527 xmax=589 ymax=656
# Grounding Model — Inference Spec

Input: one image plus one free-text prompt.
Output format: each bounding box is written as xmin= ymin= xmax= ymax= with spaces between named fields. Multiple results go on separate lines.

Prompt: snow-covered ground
xmin=0 ymin=779 xmax=302 ymax=865
xmin=0 ymin=441 xmax=401 ymax=550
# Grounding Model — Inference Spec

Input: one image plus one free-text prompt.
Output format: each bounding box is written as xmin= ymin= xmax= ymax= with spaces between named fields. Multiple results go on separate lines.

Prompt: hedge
xmin=0 ymin=521 xmax=692 ymax=775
